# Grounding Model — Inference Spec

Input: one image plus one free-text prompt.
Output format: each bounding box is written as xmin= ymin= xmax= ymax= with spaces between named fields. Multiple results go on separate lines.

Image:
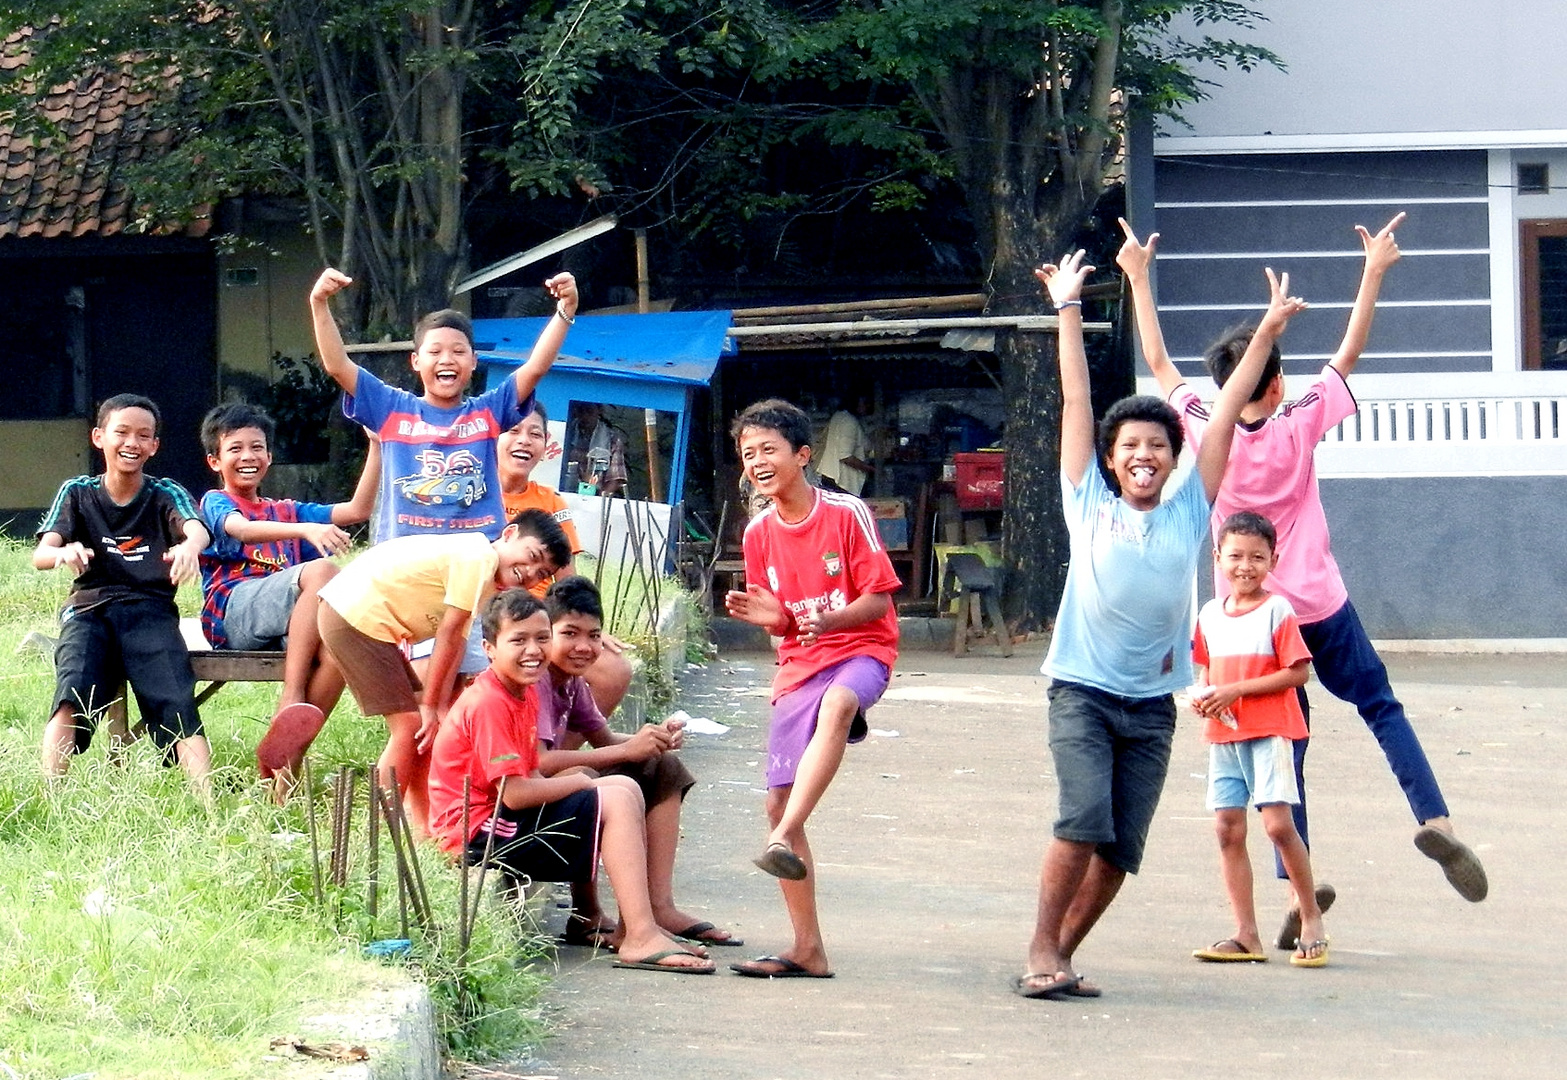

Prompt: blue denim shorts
xmin=223 ymin=563 xmax=309 ymax=650
xmin=1047 ymin=681 xmax=1176 ymax=875
xmin=1207 ymin=735 xmax=1300 ymax=810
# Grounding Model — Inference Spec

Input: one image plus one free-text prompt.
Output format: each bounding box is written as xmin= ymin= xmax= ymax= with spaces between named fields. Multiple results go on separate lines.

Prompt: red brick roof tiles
xmin=0 ymin=28 xmax=209 ymax=240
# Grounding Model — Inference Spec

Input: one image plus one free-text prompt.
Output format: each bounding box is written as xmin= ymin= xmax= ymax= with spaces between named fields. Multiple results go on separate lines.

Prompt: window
xmin=1521 ymin=220 xmax=1567 ymax=370
xmin=1518 ymin=163 xmax=1550 ymax=196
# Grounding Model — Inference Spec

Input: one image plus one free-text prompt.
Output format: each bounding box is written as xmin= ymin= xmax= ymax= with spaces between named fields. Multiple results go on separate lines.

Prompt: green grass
xmin=0 ymin=541 xmax=551 ymax=1078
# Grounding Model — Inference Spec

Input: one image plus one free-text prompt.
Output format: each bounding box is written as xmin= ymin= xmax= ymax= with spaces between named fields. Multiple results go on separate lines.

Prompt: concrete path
xmin=490 ymin=650 xmax=1565 ymax=1078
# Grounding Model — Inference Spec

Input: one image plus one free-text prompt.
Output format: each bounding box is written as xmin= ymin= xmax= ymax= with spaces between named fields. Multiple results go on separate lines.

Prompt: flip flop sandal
xmin=614 ymin=948 xmax=715 ymax=974
xmin=1414 ymin=826 xmax=1489 ymax=902
xmin=730 ymin=955 xmax=834 ymax=979
xmin=1010 ymin=971 xmax=1081 ymax=999
xmin=752 ymin=842 xmax=807 ymax=880
xmin=1290 ymin=939 xmax=1330 ymax=968
xmin=1193 ymin=938 xmax=1268 ymax=963
xmin=1275 ymin=883 xmax=1337 ymax=950
xmin=256 ymin=703 xmax=326 ymax=778
xmin=673 ymin=920 xmax=744 ymax=947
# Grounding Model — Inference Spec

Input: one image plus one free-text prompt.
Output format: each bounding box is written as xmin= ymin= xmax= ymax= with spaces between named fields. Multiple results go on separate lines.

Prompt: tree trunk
xmin=993 ymin=259 xmax=1070 ymax=634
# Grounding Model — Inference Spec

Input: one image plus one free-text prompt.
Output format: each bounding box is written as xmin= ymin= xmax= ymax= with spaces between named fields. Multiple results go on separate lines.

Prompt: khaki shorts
xmin=317 ymin=601 xmax=422 ymax=717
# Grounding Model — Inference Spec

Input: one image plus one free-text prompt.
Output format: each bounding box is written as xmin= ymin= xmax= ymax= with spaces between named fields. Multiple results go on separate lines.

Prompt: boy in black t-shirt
xmin=33 ymin=394 xmax=213 ymax=785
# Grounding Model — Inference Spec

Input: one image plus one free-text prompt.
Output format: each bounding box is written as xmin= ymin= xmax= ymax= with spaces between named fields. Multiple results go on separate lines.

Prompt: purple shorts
xmin=766 ymin=656 xmax=890 ymax=789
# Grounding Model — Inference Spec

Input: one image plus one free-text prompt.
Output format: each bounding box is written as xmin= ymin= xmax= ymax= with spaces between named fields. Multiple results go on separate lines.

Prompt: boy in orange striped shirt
xmin=1190 ymin=511 xmax=1327 ymax=968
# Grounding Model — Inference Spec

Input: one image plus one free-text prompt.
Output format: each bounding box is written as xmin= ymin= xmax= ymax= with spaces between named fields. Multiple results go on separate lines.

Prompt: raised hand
xmin=309 ymin=268 xmax=353 ymax=304
xmin=1115 ymin=217 xmax=1159 ymax=280
xmin=546 ymin=272 xmax=579 ymax=317
xmin=1034 ymin=249 xmax=1096 ymax=308
xmin=1259 ymin=267 xmax=1308 ymax=335
xmin=1358 ymin=211 xmax=1405 ymax=276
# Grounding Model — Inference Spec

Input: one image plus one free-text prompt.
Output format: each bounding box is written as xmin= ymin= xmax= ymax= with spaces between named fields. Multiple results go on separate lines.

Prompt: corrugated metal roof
xmin=475 ymin=310 xmax=734 ymax=387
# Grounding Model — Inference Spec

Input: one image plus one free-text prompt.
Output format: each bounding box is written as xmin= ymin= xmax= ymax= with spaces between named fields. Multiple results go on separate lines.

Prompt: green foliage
xmin=256 ymin=354 xmax=339 ymax=465
xmin=0 ymin=541 xmax=549 ymax=1074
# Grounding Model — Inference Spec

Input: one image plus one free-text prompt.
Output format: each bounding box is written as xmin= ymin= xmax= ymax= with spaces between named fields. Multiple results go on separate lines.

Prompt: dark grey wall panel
xmin=1151 ymin=150 xmax=1497 ymax=373
xmin=1154 ymin=254 xmax=1491 ymax=307
xmin=1155 ymin=203 xmax=1489 ymax=255
xmin=1157 ymin=152 xmax=1488 ymax=201
xmin=1158 ymin=304 xmax=1491 ymax=360
xmin=1321 ymin=476 xmax=1567 ymax=638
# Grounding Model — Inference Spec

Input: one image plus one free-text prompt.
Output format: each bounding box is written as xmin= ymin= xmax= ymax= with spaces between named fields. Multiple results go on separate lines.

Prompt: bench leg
xmin=983 ymin=590 xmax=1012 ymax=657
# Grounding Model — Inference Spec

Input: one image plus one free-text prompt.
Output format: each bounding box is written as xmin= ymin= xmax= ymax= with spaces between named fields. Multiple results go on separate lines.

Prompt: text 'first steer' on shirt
xmin=345 ymin=368 xmax=529 ymax=542
xmin=741 ymin=488 xmax=901 ymax=700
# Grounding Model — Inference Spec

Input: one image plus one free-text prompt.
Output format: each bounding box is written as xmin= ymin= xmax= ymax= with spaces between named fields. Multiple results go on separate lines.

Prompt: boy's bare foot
xmin=1275 ymin=882 xmax=1337 ymax=950
xmin=730 ymin=950 xmax=833 ymax=978
xmin=1414 ymin=820 xmax=1488 ymax=902
xmin=1193 ymin=937 xmax=1268 ymax=962
xmin=664 ymin=918 xmax=744 ymax=947
xmin=1290 ymin=937 xmax=1330 ymax=967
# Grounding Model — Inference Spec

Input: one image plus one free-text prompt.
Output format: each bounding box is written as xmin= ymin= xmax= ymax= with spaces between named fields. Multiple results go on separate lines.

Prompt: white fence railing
xmin=1140 ymin=370 xmax=1567 ymax=478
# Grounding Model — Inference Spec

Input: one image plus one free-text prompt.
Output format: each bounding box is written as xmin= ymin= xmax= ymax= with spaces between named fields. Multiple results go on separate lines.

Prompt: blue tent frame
xmin=475 ymin=310 xmax=733 ymax=505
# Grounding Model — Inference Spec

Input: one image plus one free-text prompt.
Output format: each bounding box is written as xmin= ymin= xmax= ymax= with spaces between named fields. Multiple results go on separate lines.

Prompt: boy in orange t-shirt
xmin=498 ymin=404 xmax=634 ymax=719
xmin=1190 ymin=511 xmax=1326 ymax=968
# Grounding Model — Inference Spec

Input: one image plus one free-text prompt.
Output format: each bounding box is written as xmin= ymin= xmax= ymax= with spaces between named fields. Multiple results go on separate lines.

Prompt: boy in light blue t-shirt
xmin=1015 ymin=251 xmax=1306 ymax=1002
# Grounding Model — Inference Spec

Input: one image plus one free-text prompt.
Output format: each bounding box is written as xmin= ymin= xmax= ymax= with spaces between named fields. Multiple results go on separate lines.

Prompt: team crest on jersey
xmin=822 ymin=550 xmax=842 ymax=577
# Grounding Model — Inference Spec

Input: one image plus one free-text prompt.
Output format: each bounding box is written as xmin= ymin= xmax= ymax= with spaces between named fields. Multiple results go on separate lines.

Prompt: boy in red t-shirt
xmin=1190 ymin=511 xmax=1326 ymax=968
xmin=724 ymin=398 xmax=901 ymax=979
xmin=427 ymin=588 xmax=714 ymax=974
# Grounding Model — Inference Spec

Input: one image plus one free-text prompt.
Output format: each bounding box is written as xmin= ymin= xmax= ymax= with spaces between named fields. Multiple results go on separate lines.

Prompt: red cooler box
xmin=953 ymin=450 xmax=1005 ymax=510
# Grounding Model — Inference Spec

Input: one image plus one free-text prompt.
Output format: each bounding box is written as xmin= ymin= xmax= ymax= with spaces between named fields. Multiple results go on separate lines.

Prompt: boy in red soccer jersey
xmin=724 ymin=398 xmax=901 ymax=979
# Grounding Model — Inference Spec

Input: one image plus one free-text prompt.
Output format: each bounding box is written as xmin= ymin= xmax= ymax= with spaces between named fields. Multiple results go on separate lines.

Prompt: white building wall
xmin=1160 ymin=1 xmax=1567 ymax=147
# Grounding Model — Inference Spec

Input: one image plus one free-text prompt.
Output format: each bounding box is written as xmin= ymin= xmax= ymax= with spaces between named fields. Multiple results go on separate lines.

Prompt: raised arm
xmin=1330 ymin=211 xmax=1404 ymax=380
xmin=1196 ymin=268 xmax=1308 ymax=502
xmin=308 ymin=269 xmax=361 ymax=397
xmin=332 ymin=433 xmax=382 ymax=526
xmin=1115 ymin=218 xmax=1183 ymax=398
xmin=512 ymin=273 xmax=579 ymax=401
xmin=1034 ymin=250 xmax=1097 ymax=487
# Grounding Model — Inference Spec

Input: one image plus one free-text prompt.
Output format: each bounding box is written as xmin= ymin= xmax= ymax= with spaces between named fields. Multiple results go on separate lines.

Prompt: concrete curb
xmin=300 ymin=980 xmax=442 ymax=1080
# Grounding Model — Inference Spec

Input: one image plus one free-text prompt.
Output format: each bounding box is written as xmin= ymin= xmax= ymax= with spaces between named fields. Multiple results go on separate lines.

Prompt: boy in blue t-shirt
xmin=197 ymin=402 xmax=379 ymax=800
xmin=1015 ymin=252 xmax=1304 ymax=1001
xmin=308 ymin=266 xmax=577 ymax=674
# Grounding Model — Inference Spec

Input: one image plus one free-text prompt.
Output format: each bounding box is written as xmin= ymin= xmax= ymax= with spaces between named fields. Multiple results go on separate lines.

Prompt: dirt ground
xmin=485 ymin=649 xmax=1565 ymax=1079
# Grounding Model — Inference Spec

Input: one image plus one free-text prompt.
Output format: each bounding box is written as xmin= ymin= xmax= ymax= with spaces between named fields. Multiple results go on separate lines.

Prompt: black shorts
xmin=53 ymin=597 xmax=201 ymax=752
xmin=603 ymin=752 xmax=696 ymax=809
xmin=1047 ymin=681 xmax=1175 ymax=875
xmin=465 ymin=787 xmax=601 ymax=883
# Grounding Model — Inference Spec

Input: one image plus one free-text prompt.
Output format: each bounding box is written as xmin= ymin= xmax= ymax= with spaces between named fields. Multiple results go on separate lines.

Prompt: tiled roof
xmin=0 ymin=28 xmax=210 ymax=239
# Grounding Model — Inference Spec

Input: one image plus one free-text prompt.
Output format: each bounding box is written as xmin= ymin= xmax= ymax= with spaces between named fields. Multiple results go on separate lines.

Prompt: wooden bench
xmin=25 ymin=622 xmax=287 ymax=724
xmin=940 ymin=552 xmax=1012 ymax=658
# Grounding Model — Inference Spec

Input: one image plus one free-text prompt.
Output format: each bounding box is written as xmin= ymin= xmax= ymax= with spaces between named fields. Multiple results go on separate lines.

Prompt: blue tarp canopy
xmin=473 ymin=310 xmax=734 ymax=386
xmin=474 ymin=310 xmax=734 ymax=505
